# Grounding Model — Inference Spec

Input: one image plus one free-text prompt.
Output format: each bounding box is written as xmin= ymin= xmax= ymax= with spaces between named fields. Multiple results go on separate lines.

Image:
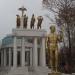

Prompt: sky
xmin=0 ymin=0 xmax=55 ymax=39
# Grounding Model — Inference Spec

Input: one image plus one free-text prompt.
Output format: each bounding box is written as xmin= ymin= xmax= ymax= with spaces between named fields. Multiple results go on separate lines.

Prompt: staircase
xmin=0 ymin=67 xmax=11 ymax=75
xmin=0 ymin=66 xmax=29 ymax=75
xmin=7 ymin=67 xmax=29 ymax=75
xmin=0 ymin=66 xmax=50 ymax=75
xmin=28 ymin=66 xmax=50 ymax=75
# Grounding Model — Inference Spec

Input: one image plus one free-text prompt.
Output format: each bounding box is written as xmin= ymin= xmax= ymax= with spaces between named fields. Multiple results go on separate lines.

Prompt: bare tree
xmin=42 ymin=0 xmax=75 ymax=73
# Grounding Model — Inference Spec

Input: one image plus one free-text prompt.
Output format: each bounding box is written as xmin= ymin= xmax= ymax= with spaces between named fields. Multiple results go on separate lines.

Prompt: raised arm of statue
xmin=16 ymin=15 xmax=20 ymax=28
xmin=46 ymin=35 xmax=50 ymax=67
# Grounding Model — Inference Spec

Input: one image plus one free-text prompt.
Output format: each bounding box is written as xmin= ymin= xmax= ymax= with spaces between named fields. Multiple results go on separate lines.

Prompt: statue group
xmin=16 ymin=14 xmax=43 ymax=29
xmin=47 ymin=25 xmax=62 ymax=72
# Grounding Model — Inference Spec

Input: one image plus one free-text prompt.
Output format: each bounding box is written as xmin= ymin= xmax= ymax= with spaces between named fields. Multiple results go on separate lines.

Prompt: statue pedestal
xmin=48 ymin=71 xmax=61 ymax=75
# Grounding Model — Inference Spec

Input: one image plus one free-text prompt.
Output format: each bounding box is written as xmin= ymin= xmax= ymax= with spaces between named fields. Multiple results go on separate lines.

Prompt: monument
xmin=0 ymin=6 xmax=49 ymax=75
xmin=47 ymin=25 xmax=62 ymax=75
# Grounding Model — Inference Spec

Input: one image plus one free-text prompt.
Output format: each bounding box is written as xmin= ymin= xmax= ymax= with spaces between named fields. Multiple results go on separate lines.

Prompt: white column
xmin=30 ymin=48 xmax=32 ymax=66
xmin=33 ymin=37 xmax=38 ymax=67
xmin=1 ymin=50 xmax=3 ymax=67
xmin=40 ymin=37 xmax=46 ymax=67
xmin=20 ymin=16 xmax=24 ymax=29
xmin=21 ymin=37 xmax=25 ymax=67
xmin=9 ymin=48 xmax=11 ymax=67
xmin=4 ymin=49 xmax=6 ymax=67
xmin=13 ymin=37 xmax=17 ymax=67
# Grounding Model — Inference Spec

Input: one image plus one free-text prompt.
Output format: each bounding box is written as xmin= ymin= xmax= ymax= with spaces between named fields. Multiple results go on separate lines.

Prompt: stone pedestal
xmin=28 ymin=66 xmax=49 ymax=75
xmin=48 ymin=71 xmax=61 ymax=75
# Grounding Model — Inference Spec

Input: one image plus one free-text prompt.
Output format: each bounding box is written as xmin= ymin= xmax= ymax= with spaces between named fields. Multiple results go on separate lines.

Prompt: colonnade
xmin=0 ymin=47 xmax=12 ymax=67
xmin=0 ymin=36 xmax=46 ymax=68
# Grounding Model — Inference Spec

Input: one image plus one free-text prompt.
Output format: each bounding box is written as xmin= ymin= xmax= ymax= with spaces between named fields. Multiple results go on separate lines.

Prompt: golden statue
xmin=47 ymin=25 xmax=62 ymax=72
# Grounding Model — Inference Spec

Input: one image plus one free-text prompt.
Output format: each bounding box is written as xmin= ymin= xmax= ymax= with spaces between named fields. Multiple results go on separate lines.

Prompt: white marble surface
xmin=12 ymin=28 xmax=47 ymax=37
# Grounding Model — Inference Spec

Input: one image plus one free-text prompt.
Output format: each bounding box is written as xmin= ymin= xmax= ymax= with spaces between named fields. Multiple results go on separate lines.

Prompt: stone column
xmin=1 ymin=50 xmax=3 ymax=67
xmin=9 ymin=48 xmax=11 ymax=67
xmin=13 ymin=37 xmax=17 ymax=67
xmin=33 ymin=37 xmax=38 ymax=67
xmin=30 ymin=48 xmax=32 ymax=66
xmin=21 ymin=37 xmax=25 ymax=67
xmin=20 ymin=16 xmax=24 ymax=29
xmin=40 ymin=37 xmax=46 ymax=67
xmin=4 ymin=49 xmax=6 ymax=67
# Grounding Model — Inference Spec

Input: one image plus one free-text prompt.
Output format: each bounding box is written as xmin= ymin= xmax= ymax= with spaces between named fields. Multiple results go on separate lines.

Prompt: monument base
xmin=48 ymin=71 xmax=61 ymax=75
xmin=28 ymin=66 xmax=50 ymax=75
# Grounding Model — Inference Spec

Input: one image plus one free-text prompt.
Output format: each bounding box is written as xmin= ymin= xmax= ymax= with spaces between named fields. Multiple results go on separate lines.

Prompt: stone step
xmin=7 ymin=67 xmax=29 ymax=75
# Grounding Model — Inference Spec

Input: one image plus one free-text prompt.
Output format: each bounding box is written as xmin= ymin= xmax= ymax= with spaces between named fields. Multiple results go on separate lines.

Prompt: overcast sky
xmin=0 ymin=0 xmax=55 ymax=39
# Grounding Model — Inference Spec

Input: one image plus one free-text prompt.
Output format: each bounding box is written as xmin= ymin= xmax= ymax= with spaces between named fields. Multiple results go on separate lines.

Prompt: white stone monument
xmin=0 ymin=6 xmax=49 ymax=75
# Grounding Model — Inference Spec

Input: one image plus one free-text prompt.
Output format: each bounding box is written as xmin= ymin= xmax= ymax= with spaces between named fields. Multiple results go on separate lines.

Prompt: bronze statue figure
xmin=37 ymin=16 xmax=43 ymax=29
xmin=23 ymin=15 xmax=28 ymax=29
xmin=16 ymin=15 xmax=20 ymax=28
xmin=30 ymin=14 xmax=35 ymax=29
xmin=47 ymin=25 xmax=62 ymax=72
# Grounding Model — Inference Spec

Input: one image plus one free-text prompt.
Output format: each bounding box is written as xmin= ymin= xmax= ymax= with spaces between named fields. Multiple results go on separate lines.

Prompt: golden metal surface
xmin=47 ymin=25 xmax=62 ymax=72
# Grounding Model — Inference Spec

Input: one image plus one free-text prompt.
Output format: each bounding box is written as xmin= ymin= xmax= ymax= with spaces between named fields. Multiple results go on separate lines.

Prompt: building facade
xmin=0 ymin=7 xmax=49 ymax=75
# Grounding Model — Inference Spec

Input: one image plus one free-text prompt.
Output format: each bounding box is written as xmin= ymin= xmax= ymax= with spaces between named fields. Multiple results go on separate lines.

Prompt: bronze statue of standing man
xmin=47 ymin=25 xmax=62 ymax=72
xmin=30 ymin=14 xmax=35 ymax=29
xmin=16 ymin=15 xmax=20 ymax=28
xmin=37 ymin=16 xmax=43 ymax=29
xmin=23 ymin=15 xmax=28 ymax=29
